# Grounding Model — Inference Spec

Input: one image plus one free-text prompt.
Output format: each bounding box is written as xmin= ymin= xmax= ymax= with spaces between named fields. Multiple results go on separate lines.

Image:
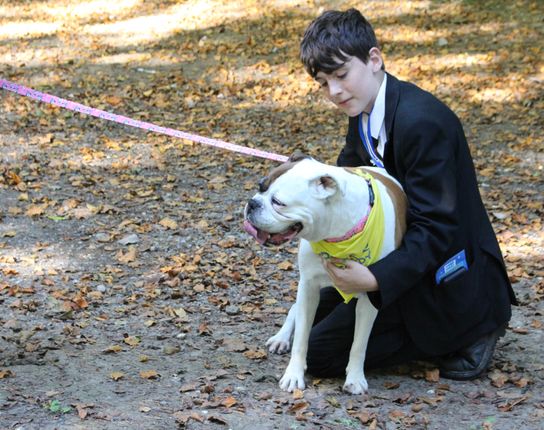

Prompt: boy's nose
xmin=328 ymin=80 xmax=342 ymax=97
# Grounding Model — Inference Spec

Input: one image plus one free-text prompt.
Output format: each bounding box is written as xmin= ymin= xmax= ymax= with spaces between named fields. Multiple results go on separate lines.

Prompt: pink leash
xmin=0 ymin=79 xmax=289 ymax=163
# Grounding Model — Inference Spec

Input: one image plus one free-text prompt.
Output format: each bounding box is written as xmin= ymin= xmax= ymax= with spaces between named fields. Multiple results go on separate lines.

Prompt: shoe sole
xmin=439 ymin=324 xmax=506 ymax=381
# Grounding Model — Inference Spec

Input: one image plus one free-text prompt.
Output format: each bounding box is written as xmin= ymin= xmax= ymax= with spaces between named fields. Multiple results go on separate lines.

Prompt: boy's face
xmin=315 ymin=49 xmax=384 ymax=117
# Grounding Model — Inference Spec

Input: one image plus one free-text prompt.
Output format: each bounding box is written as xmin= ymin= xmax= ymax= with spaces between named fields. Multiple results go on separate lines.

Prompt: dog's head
xmin=243 ymin=154 xmax=345 ymax=247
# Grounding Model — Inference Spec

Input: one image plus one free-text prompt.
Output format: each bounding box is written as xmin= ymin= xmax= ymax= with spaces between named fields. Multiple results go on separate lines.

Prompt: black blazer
xmin=337 ymin=73 xmax=517 ymax=355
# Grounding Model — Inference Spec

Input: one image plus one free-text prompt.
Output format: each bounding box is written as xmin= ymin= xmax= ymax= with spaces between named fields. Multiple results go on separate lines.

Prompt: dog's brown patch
xmin=259 ymin=152 xmax=312 ymax=192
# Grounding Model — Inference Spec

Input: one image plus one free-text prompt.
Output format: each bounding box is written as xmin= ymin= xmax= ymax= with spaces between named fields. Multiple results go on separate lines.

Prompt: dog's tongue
xmin=243 ymin=220 xmax=269 ymax=245
xmin=269 ymin=228 xmax=298 ymax=244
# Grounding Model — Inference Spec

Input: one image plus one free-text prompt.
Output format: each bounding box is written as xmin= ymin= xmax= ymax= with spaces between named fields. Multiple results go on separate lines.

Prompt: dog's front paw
xmin=343 ymin=372 xmax=368 ymax=395
xmin=266 ymin=334 xmax=291 ymax=354
xmin=279 ymin=366 xmax=306 ymax=392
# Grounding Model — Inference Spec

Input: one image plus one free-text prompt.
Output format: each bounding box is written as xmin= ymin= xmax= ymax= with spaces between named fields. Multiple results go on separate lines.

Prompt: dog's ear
xmin=259 ymin=153 xmax=311 ymax=193
xmin=309 ymin=174 xmax=339 ymax=199
xmin=288 ymin=151 xmax=312 ymax=163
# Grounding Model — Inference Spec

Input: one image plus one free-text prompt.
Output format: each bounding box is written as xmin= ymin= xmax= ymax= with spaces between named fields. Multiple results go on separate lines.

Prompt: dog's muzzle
xmin=243 ymin=199 xmax=302 ymax=247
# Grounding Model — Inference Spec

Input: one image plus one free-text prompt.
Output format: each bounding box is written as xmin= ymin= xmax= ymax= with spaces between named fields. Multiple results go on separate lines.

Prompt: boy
xmin=300 ymin=8 xmax=517 ymax=380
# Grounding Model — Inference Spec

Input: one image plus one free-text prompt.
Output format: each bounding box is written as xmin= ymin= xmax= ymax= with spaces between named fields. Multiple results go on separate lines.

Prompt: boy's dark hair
xmin=300 ymin=8 xmax=382 ymax=78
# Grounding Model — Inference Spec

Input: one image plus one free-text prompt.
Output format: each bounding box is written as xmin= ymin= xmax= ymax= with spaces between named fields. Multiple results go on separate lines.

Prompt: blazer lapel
xmin=383 ymin=73 xmax=401 ymax=175
xmin=384 ymin=73 xmax=400 ymax=139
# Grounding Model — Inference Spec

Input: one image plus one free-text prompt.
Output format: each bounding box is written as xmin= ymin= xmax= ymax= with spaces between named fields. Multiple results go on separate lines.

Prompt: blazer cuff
xmin=368 ymin=264 xmax=396 ymax=309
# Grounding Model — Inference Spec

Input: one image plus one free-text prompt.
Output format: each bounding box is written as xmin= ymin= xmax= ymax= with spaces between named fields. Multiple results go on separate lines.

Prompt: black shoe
xmin=439 ymin=324 xmax=507 ymax=381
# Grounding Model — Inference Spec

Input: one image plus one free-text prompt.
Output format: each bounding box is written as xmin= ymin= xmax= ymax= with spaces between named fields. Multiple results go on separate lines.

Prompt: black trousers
xmin=306 ymin=287 xmax=431 ymax=377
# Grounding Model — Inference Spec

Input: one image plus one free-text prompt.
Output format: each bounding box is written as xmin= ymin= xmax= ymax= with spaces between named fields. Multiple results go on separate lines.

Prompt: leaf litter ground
xmin=0 ymin=1 xmax=543 ymax=429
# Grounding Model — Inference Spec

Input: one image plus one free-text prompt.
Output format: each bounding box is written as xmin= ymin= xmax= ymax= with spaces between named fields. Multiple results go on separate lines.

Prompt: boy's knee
xmin=306 ymin=336 xmax=348 ymax=377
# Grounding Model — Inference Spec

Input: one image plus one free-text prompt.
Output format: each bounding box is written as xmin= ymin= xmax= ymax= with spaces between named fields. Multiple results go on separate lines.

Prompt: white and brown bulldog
xmin=243 ymin=154 xmax=407 ymax=394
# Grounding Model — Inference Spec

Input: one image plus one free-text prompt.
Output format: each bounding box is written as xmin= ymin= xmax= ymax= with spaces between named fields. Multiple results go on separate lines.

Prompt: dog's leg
xmin=266 ymin=303 xmax=296 ymax=354
xmin=343 ymin=293 xmax=378 ymax=395
xmin=278 ymin=280 xmax=320 ymax=392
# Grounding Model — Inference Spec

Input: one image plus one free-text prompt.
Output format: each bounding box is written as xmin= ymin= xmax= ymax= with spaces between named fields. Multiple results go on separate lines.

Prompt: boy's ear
xmin=368 ymin=47 xmax=383 ymax=72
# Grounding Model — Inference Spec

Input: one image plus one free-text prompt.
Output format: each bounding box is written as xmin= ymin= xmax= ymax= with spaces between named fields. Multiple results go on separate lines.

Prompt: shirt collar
xmin=370 ymin=74 xmax=387 ymax=140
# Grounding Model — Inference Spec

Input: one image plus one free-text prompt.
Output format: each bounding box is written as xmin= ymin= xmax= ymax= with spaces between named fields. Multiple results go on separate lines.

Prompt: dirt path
xmin=1 ymin=1 xmax=543 ymax=429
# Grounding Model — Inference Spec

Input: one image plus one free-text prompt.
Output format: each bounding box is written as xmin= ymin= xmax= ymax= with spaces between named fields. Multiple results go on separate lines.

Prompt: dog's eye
xmin=271 ymin=197 xmax=285 ymax=207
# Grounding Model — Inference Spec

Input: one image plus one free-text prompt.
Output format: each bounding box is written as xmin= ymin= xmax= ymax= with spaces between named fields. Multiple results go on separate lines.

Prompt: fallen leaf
xmin=117 ymin=246 xmax=138 ymax=264
xmin=243 ymin=348 xmax=267 ymax=360
xmin=488 ymin=369 xmax=509 ymax=388
xmin=293 ymin=388 xmax=304 ymax=399
xmin=278 ymin=260 xmax=294 ymax=271
xmin=103 ymin=345 xmax=123 ymax=354
xmin=140 ymin=370 xmax=160 ymax=380
xmin=0 ymin=369 xmax=15 ymax=379
xmin=222 ymin=396 xmax=237 ymax=408
xmin=124 ymin=336 xmax=140 ymax=347
xmin=159 ymin=218 xmax=178 ymax=229
xmin=110 ymin=371 xmax=124 ymax=381
xmin=425 ymin=368 xmax=440 ymax=382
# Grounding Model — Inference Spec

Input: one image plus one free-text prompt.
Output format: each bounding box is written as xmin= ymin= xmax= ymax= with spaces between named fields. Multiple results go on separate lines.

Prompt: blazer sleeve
xmin=368 ymin=112 xmax=461 ymax=309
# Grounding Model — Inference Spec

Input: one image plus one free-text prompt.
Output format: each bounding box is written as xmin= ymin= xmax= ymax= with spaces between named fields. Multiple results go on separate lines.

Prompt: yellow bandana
xmin=310 ymin=169 xmax=385 ymax=304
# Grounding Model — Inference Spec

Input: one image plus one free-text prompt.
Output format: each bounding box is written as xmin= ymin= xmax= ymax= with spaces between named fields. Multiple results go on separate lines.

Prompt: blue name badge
xmin=435 ymin=250 xmax=469 ymax=285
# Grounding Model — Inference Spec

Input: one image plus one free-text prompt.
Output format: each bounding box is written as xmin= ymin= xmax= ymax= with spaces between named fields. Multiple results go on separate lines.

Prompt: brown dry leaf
xmin=103 ymin=345 xmax=123 ymax=354
xmin=513 ymin=377 xmax=530 ymax=388
xmin=124 ymin=336 xmax=140 ymax=347
xmin=173 ymin=307 xmax=189 ymax=322
xmin=389 ymin=409 xmax=406 ymax=420
xmin=159 ymin=217 xmax=178 ymax=229
xmin=140 ymin=370 xmax=160 ymax=380
xmin=222 ymin=396 xmax=237 ymax=408
xmin=26 ymin=204 xmax=47 ymax=217
xmin=530 ymin=319 xmax=542 ymax=329
xmin=243 ymin=348 xmax=267 ymax=360
xmin=497 ymin=395 xmax=529 ymax=412
xmin=73 ymin=204 xmax=99 ymax=219
xmin=117 ymin=246 xmax=138 ymax=264
xmin=72 ymin=294 xmax=88 ymax=310
xmin=0 ymin=369 xmax=14 ymax=379
xmin=425 ymin=368 xmax=440 ymax=382
xmin=74 ymin=403 xmax=94 ymax=420
xmin=326 ymin=396 xmax=340 ymax=408
xmin=174 ymin=411 xmax=205 ymax=424
xmin=105 ymin=95 xmax=123 ymax=106
xmin=110 ymin=371 xmax=124 ymax=381
xmin=196 ymin=220 xmax=209 ymax=229
xmin=292 ymin=388 xmax=304 ymax=399
xmin=277 ymin=260 xmax=294 ymax=271
xmin=412 ymin=403 xmax=425 ymax=413
xmin=217 ymin=237 xmax=236 ymax=248
xmin=198 ymin=322 xmax=211 ymax=335
xmin=353 ymin=411 xmax=373 ymax=424
xmin=488 ymin=369 xmax=509 ymax=388
xmin=208 ymin=415 xmax=228 ymax=425
xmin=288 ymin=401 xmax=308 ymax=413
xmin=180 ymin=382 xmax=198 ymax=393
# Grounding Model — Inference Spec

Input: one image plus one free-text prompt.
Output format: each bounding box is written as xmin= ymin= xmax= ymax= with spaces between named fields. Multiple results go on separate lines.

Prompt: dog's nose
xmin=247 ymin=198 xmax=261 ymax=213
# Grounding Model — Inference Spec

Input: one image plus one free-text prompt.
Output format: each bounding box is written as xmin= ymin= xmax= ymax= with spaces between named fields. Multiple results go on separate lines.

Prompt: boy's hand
xmin=322 ymin=257 xmax=379 ymax=293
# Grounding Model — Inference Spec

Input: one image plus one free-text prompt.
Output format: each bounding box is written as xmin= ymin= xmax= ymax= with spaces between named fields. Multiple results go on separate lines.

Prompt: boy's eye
xmin=337 ymin=72 xmax=347 ymax=79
